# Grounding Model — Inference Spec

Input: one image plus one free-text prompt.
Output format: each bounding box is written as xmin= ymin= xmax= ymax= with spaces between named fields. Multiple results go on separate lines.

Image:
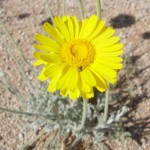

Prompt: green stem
xmin=44 ymin=130 xmax=59 ymax=148
xmin=96 ymin=0 xmax=101 ymax=19
xmin=0 ymin=18 xmax=37 ymax=76
xmin=57 ymin=0 xmax=60 ymax=15
xmin=63 ymin=0 xmax=66 ymax=15
xmin=0 ymin=32 xmax=36 ymax=97
xmin=20 ymin=130 xmax=46 ymax=149
xmin=80 ymin=99 xmax=88 ymax=129
xmin=45 ymin=0 xmax=54 ymax=25
xmin=96 ymin=0 xmax=109 ymax=124
xmin=0 ymin=107 xmax=44 ymax=117
xmin=0 ymin=106 xmax=61 ymax=121
xmin=79 ymin=0 xmax=84 ymax=18
xmin=0 ymin=79 xmax=25 ymax=104
xmin=103 ymin=87 xmax=109 ymax=123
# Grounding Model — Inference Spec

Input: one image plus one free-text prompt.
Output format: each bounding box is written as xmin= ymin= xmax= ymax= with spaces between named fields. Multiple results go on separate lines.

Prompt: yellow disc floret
xmin=61 ymin=39 xmax=96 ymax=70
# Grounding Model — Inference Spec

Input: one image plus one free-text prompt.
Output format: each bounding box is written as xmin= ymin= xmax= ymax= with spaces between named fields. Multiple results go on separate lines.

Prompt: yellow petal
xmin=87 ymin=20 xmax=105 ymax=40
xmin=96 ymin=50 xmax=123 ymax=57
xmin=57 ymin=67 xmax=78 ymax=91
xmin=44 ymin=64 xmax=62 ymax=78
xmin=79 ymin=70 xmax=92 ymax=92
xmin=47 ymin=65 xmax=64 ymax=92
xmin=54 ymin=16 xmax=70 ymax=41
xmin=62 ymin=68 xmax=78 ymax=91
xmin=96 ymin=56 xmax=123 ymax=63
xmin=33 ymin=60 xmax=46 ymax=66
xmin=40 ymin=53 xmax=61 ymax=63
xmin=93 ymin=73 xmax=108 ymax=92
xmin=96 ymin=44 xmax=123 ymax=53
xmin=95 ymin=36 xmax=120 ymax=49
xmin=90 ymin=62 xmax=117 ymax=83
xmin=38 ymin=68 xmax=48 ymax=81
xmin=79 ymin=15 xmax=98 ymax=38
xmin=72 ymin=16 xmax=79 ymax=38
xmin=48 ymin=78 xmax=58 ymax=92
xmin=81 ymin=68 xmax=96 ymax=87
xmin=78 ymin=19 xmax=88 ymax=38
xmin=95 ymin=58 xmax=123 ymax=69
xmin=60 ymin=88 xmax=68 ymax=97
xmin=35 ymin=34 xmax=60 ymax=52
xmin=92 ymin=27 xmax=115 ymax=44
xmin=43 ymin=22 xmax=64 ymax=44
xmin=48 ymin=74 xmax=61 ymax=92
xmin=81 ymin=88 xmax=94 ymax=99
xmin=65 ymin=16 xmax=74 ymax=40
xmin=69 ymin=87 xmax=80 ymax=100
xmin=33 ymin=51 xmax=46 ymax=59
xmin=34 ymin=44 xmax=52 ymax=52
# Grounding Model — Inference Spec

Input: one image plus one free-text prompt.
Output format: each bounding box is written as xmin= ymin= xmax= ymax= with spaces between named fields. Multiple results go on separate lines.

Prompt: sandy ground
xmin=0 ymin=0 xmax=150 ymax=149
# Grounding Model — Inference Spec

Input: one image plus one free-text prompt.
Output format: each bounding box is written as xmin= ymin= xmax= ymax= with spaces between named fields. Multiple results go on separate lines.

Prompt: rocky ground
xmin=0 ymin=0 xmax=150 ymax=149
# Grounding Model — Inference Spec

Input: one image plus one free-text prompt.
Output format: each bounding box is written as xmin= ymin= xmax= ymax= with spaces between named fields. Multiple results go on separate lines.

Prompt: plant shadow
xmin=17 ymin=13 xmax=30 ymax=20
xmin=142 ymin=32 xmax=150 ymax=40
xmin=109 ymin=51 xmax=150 ymax=145
xmin=109 ymin=14 xmax=136 ymax=28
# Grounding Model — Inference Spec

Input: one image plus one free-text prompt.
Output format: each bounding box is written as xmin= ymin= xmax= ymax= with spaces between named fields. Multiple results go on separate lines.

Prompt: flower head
xmin=33 ymin=15 xmax=123 ymax=100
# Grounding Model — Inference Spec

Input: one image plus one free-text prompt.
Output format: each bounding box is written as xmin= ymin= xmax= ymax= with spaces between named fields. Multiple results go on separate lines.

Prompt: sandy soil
xmin=0 ymin=0 xmax=150 ymax=149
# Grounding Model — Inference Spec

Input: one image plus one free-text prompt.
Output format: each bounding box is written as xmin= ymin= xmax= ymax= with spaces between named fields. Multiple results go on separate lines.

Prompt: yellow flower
xmin=33 ymin=15 xmax=123 ymax=100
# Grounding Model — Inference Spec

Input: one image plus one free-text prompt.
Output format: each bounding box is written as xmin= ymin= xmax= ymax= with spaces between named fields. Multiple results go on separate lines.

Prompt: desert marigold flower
xmin=33 ymin=15 xmax=123 ymax=100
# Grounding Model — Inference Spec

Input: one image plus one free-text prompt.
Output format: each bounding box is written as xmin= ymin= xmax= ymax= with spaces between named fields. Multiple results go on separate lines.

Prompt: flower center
xmin=61 ymin=39 xmax=96 ymax=70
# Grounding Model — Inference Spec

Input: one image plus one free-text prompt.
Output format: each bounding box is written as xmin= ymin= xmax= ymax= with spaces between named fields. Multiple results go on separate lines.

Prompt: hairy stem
xmin=20 ymin=130 xmax=46 ymax=149
xmin=0 ymin=32 xmax=36 ymax=97
xmin=96 ymin=0 xmax=101 ymax=19
xmin=80 ymin=99 xmax=88 ymax=129
xmin=103 ymin=87 xmax=109 ymax=123
xmin=45 ymin=0 xmax=54 ymax=25
xmin=57 ymin=0 xmax=60 ymax=15
xmin=0 ymin=107 xmax=61 ymax=121
xmin=79 ymin=0 xmax=84 ymax=18
xmin=0 ymin=79 xmax=25 ymax=104
xmin=0 ymin=18 xmax=37 ymax=76
xmin=63 ymin=0 xmax=66 ymax=15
